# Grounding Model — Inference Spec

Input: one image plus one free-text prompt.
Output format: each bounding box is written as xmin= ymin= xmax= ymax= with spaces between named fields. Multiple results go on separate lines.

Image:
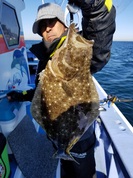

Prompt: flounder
xmin=31 ymin=24 xmax=99 ymax=162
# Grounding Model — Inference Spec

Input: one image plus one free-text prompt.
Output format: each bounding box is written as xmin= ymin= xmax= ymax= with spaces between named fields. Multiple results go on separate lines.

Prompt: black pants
xmin=61 ymin=133 xmax=96 ymax=178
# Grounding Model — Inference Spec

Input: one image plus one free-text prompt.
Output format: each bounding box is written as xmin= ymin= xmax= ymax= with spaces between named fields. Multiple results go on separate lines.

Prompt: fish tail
xmin=53 ymin=150 xmax=79 ymax=164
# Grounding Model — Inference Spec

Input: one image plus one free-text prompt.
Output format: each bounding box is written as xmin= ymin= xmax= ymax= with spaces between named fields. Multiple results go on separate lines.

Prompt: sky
xmin=21 ymin=0 xmax=133 ymax=41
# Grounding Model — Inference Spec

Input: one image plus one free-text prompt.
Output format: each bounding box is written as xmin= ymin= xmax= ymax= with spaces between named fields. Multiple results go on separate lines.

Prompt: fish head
xmin=48 ymin=23 xmax=94 ymax=80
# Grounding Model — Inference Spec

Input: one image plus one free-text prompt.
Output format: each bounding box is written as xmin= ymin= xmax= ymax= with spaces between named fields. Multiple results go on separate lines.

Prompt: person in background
xmin=7 ymin=1 xmax=116 ymax=178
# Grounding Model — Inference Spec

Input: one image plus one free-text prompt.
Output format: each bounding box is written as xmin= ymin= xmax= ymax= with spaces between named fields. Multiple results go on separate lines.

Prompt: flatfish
xmin=31 ymin=24 xmax=99 ymax=161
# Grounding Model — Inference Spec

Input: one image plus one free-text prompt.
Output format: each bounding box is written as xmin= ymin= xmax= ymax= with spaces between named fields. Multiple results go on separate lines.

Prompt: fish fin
xmin=62 ymin=81 xmax=73 ymax=97
xmin=66 ymin=137 xmax=80 ymax=154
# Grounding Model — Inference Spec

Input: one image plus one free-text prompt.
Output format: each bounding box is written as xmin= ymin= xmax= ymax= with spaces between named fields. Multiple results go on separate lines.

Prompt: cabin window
xmin=1 ymin=3 xmax=20 ymax=47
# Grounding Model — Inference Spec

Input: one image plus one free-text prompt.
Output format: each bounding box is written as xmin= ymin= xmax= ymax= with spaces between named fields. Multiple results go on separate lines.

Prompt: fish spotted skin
xmin=31 ymin=24 xmax=99 ymax=160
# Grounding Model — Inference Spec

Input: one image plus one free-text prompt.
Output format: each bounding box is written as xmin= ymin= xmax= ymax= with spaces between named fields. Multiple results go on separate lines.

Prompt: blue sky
xmin=22 ymin=0 xmax=133 ymax=41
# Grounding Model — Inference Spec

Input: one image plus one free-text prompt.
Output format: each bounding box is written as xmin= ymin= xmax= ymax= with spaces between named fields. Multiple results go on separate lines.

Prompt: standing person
xmin=7 ymin=1 xmax=116 ymax=178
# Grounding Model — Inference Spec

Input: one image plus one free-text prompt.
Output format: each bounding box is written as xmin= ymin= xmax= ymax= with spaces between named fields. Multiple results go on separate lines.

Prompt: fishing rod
xmin=100 ymin=94 xmax=133 ymax=107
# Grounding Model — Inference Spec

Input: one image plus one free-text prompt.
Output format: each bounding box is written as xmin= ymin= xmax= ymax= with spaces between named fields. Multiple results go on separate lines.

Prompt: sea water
xmin=25 ymin=40 xmax=133 ymax=126
xmin=94 ymin=41 xmax=133 ymax=126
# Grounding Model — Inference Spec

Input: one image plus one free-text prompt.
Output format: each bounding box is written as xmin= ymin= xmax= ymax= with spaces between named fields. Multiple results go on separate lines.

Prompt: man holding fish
xmin=7 ymin=0 xmax=116 ymax=177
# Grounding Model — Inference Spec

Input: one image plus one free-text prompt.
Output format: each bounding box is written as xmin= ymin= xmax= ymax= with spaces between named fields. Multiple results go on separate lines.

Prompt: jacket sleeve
xmin=81 ymin=0 xmax=116 ymax=74
xmin=22 ymin=89 xmax=35 ymax=101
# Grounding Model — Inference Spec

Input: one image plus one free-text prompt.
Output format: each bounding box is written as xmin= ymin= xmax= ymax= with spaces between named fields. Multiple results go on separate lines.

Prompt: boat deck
xmin=1 ymin=76 xmax=133 ymax=178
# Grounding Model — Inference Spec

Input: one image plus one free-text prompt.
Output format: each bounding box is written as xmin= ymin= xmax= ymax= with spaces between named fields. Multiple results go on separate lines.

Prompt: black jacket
xmin=25 ymin=1 xmax=116 ymax=102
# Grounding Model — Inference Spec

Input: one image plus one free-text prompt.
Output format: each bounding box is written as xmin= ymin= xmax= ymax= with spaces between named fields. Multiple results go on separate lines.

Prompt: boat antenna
xmin=113 ymin=0 xmax=133 ymax=14
xmin=60 ymin=0 xmax=65 ymax=7
xmin=42 ymin=0 xmax=44 ymax=4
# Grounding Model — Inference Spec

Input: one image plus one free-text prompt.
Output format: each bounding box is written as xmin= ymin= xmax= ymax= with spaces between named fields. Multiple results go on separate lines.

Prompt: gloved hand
xmin=68 ymin=0 xmax=95 ymax=17
xmin=68 ymin=0 xmax=94 ymax=9
xmin=7 ymin=91 xmax=24 ymax=102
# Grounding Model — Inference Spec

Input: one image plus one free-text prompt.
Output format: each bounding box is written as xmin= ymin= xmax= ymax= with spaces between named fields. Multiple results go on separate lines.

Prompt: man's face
xmin=40 ymin=18 xmax=67 ymax=42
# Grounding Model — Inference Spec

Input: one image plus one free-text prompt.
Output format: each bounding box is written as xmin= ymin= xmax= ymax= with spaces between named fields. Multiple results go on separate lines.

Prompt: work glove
xmin=68 ymin=0 xmax=94 ymax=7
xmin=68 ymin=0 xmax=113 ymax=17
xmin=68 ymin=0 xmax=95 ymax=15
xmin=7 ymin=91 xmax=26 ymax=102
xmin=68 ymin=0 xmax=96 ymax=17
